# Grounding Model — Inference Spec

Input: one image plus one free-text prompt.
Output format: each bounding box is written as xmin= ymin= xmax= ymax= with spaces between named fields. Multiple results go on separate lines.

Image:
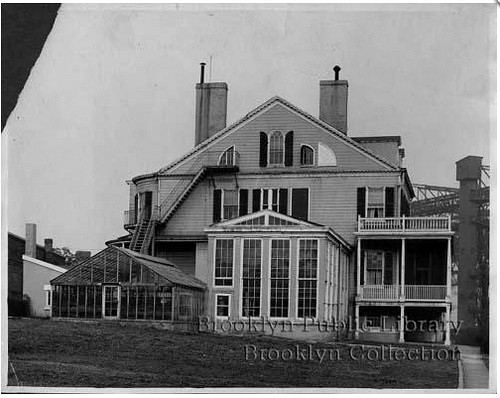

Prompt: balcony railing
xmin=360 ymin=285 xmax=447 ymax=301
xmin=358 ymin=216 xmax=451 ymax=233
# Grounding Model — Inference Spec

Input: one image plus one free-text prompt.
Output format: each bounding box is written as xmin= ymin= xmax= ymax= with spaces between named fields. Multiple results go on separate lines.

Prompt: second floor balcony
xmin=357 ymin=216 xmax=451 ymax=236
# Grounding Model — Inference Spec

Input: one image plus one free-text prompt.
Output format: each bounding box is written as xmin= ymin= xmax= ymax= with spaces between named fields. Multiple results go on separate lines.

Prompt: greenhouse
xmin=50 ymin=246 xmax=205 ymax=323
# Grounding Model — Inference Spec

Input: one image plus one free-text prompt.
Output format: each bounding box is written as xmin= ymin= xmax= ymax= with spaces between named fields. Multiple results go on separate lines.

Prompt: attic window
xmin=269 ymin=131 xmax=284 ymax=165
xmin=318 ymin=142 xmax=337 ymax=166
xmin=300 ymin=145 xmax=314 ymax=166
xmin=219 ymin=146 xmax=239 ymax=166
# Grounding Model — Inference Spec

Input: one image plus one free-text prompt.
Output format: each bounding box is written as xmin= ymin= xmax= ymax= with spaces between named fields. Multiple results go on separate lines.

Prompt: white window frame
xmin=255 ymin=188 xmax=288 ymax=214
xmin=268 ymin=238 xmax=291 ymax=320
xmin=44 ymin=284 xmax=52 ymax=310
xmin=365 ymin=187 xmax=385 ymax=218
xmin=363 ymin=249 xmax=396 ymax=286
xmin=268 ymin=130 xmax=285 ymax=166
xmin=300 ymin=144 xmax=315 ymax=166
xmin=296 ymin=238 xmax=319 ymax=320
xmin=213 ymin=238 xmax=235 ymax=287
xmin=221 ymin=189 xmax=239 ymax=221
xmin=215 ymin=293 xmax=231 ymax=319
xmin=218 ymin=146 xmax=238 ymax=166
xmin=240 ymin=238 xmax=263 ymax=318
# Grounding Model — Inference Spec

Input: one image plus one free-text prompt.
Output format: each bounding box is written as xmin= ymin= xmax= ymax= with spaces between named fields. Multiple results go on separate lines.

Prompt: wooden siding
xmin=166 ymin=103 xmax=394 ymax=175
xmin=160 ymin=172 xmax=400 ymax=246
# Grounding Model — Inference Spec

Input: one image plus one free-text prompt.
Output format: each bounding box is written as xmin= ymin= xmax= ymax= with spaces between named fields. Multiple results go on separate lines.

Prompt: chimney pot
xmin=44 ymin=238 xmax=53 ymax=253
xmin=200 ymin=62 xmax=206 ymax=84
xmin=333 ymin=65 xmax=341 ymax=81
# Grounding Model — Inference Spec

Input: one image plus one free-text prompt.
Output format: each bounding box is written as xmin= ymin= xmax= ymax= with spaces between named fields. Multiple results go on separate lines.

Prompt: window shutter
xmin=213 ymin=189 xmax=222 ymax=223
xmin=291 ymin=188 xmax=309 ymax=221
xmin=360 ymin=250 xmax=365 ymax=286
xmin=252 ymin=189 xmax=261 ymax=213
xmin=384 ymin=252 xmax=394 ymax=285
xmin=285 ymin=131 xmax=294 ymax=166
xmin=259 ymin=132 xmax=268 ymax=167
xmin=278 ymin=188 xmax=288 ymax=215
xmin=357 ymin=188 xmax=366 ymax=218
xmin=239 ymin=189 xmax=248 ymax=216
xmin=385 ymin=187 xmax=395 ymax=217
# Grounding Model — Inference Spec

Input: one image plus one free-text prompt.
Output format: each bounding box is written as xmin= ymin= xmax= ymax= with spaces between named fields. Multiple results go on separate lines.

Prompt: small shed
xmin=50 ymin=246 xmax=205 ymax=324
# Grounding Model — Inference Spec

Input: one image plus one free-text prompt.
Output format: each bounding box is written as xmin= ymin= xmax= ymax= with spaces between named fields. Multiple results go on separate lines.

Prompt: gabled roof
xmin=153 ymin=96 xmax=398 ymax=178
xmin=205 ymin=209 xmax=352 ymax=250
xmin=51 ymin=246 xmax=205 ymax=290
xmin=22 ymin=255 xmax=67 ymax=274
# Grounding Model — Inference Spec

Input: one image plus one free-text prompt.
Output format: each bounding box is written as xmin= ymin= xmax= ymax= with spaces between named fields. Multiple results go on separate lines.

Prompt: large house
xmin=56 ymin=65 xmax=454 ymax=344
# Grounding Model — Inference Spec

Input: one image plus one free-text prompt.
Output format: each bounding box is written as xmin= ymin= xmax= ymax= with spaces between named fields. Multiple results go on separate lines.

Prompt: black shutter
xmin=357 ymin=188 xmax=366 ymax=218
xmin=285 ymin=131 xmax=294 ymax=166
xmin=291 ymin=188 xmax=309 ymax=221
xmin=213 ymin=189 xmax=222 ymax=223
xmin=278 ymin=188 xmax=288 ymax=215
xmin=384 ymin=252 xmax=394 ymax=285
xmin=385 ymin=187 xmax=395 ymax=217
xmin=360 ymin=250 xmax=365 ymax=286
xmin=239 ymin=189 xmax=248 ymax=216
xmin=259 ymin=132 xmax=268 ymax=167
xmin=252 ymin=189 xmax=261 ymax=213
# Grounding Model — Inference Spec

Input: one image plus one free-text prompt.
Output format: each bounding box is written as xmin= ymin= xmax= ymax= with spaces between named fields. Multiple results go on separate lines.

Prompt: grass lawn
xmin=8 ymin=318 xmax=458 ymax=389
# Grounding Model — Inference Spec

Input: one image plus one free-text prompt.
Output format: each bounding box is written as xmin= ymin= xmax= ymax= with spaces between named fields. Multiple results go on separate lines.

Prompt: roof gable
xmin=155 ymin=96 xmax=397 ymax=177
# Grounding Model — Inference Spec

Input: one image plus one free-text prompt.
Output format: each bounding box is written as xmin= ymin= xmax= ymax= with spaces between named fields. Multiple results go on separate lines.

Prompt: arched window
xmin=300 ymin=145 xmax=314 ymax=166
xmin=318 ymin=142 xmax=337 ymax=166
xmin=269 ymin=131 xmax=284 ymax=165
xmin=219 ymin=146 xmax=236 ymax=166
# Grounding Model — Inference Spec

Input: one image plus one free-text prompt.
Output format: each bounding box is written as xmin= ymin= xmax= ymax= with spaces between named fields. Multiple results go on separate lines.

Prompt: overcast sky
xmin=4 ymin=3 xmax=495 ymax=253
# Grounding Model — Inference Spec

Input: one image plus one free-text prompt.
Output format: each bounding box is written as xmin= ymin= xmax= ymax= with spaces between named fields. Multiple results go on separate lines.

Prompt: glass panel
xmin=223 ymin=190 xmax=238 ymax=220
xmin=103 ymin=286 xmax=119 ymax=318
xmin=69 ymin=286 xmax=77 ymax=317
xmin=270 ymin=240 xmax=290 ymax=317
xmin=136 ymin=287 xmax=146 ymax=319
xmin=95 ymin=287 xmax=102 ymax=318
xmin=242 ymin=239 xmax=261 ymax=317
xmin=120 ymin=287 xmax=129 ymax=319
xmin=128 ymin=287 xmax=138 ymax=319
xmin=215 ymin=239 xmax=233 ymax=286
xmin=145 ymin=286 xmax=155 ymax=319
xmin=60 ymin=286 xmax=68 ymax=317
xmin=298 ymin=240 xmax=318 ymax=318
xmin=269 ymin=131 xmax=284 ymax=164
xmin=216 ymin=295 xmax=230 ymax=317
xmin=78 ymin=286 xmax=86 ymax=318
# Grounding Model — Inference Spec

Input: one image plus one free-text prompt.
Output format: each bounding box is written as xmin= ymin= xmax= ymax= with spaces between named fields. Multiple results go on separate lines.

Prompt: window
xmin=215 ymin=239 xmax=234 ymax=286
xmin=223 ymin=190 xmax=239 ymax=220
xmin=44 ymin=285 xmax=52 ymax=309
xmin=318 ymin=142 xmax=337 ymax=166
xmin=367 ymin=187 xmax=384 ymax=218
xmin=242 ymin=239 xmax=262 ymax=317
xmin=219 ymin=146 xmax=238 ymax=166
xmin=216 ymin=294 xmax=231 ymax=318
xmin=298 ymin=239 xmax=318 ymax=318
xmin=300 ymin=145 xmax=314 ymax=166
xmin=269 ymin=131 xmax=284 ymax=165
xmin=252 ymin=188 xmax=288 ymax=214
xmin=270 ymin=240 xmax=290 ymax=317
xmin=364 ymin=250 xmax=395 ymax=285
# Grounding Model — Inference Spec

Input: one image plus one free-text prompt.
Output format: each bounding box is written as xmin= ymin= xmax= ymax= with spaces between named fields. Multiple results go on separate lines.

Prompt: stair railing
xmin=130 ymin=209 xmax=146 ymax=251
xmin=140 ymin=206 xmax=159 ymax=254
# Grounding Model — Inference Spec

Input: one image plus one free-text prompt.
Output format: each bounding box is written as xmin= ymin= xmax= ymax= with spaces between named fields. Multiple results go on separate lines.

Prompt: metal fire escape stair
xmin=130 ymin=213 xmax=157 ymax=254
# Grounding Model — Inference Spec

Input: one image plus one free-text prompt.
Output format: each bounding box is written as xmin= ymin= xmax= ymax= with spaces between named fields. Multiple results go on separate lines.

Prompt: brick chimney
xmin=195 ymin=62 xmax=228 ymax=146
xmin=25 ymin=223 xmax=37 ymax=258
xmin=44 ymin=238 xmax=53 ymax=253
xmin=319 ymin=65 xmax=348 ymax=134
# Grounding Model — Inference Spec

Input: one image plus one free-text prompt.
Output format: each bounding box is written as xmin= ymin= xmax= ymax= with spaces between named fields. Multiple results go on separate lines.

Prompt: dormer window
xmin=300 ymin=145 xmax=314 ymax=166
xmin=219 ymin=146 xmax=239 ymax=166
xmin=269 ymin=131 xmax=284 ymax=165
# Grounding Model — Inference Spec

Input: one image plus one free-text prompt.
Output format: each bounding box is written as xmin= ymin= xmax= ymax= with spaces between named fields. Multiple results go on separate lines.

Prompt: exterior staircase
xmin=130 ymin=209 xmax=157 ymax=254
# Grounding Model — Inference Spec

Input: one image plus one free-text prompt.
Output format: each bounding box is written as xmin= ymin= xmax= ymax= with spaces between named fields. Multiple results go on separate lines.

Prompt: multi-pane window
xmin=242 ymin=239 xmax=262 ymax=317
xmin=215 ymin=239 xmax=234 ymax=286
xmin=219 ymin=146 xmax=238 ymax=166
xmin=223 ymin=190 xmax=239 ymax=220
xmin=364 ymin=250 xmax=395 ymax=285
xmin=300 ymin=145 xmax=314 ymax=166
xmin=298 ymin=239 xmax=318 ymax=318
xmin=255 ymin=188 xmax=287 ymax=213
xmin=365 ymin=250 xmax=383 ymax=285
xmin=270 ymin=240 xmax=290 ymax=317
xmin=216 ymin=294 xmax=230 ymax=318
xmin=269 ymin=131 xmax=284 ymax=165
xmin=367 ymin=188 xmax=384 ymax=218
xmin=178 ymin=294 xmax=192 ymax=319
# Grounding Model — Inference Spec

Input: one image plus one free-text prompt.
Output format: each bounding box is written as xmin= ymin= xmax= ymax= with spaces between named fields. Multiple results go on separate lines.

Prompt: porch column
xmin=445 ymin=304 xmax=451 ymax=345
xmin=357 ymin=239 xmax=362 ymax=296
xmin=399 ymin=305 xmax=405 ymax=343
xmin=400 ymin=238 xmax=406 ymax=299
xmin=354 ymin=304 xmax=360 ymax=339
xmin=446 ymin=237 xmax=452 ymax=299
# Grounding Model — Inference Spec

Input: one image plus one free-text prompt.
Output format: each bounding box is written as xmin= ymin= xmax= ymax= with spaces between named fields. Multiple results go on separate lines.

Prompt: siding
xmin=161 ymin=172 xmax=400 ymax=246
xmin=166 ymin=103 xmax=393 ymax=175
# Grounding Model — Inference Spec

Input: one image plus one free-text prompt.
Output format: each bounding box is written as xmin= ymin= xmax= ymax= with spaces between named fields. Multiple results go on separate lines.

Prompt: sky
xmin=3 ymin=3 xmax=495 ymax=254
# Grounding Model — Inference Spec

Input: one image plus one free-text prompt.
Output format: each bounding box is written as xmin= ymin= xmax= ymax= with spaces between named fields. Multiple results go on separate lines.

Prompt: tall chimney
xmin=44 ymin=238 xmax=53 ymax=253
xmin=195 ymin=62 xmax=228 ymax=146
xmin=25 ymin=223 xmax=37 ymax=258
xmin=319 ymin=65 xmax=348 ymax=134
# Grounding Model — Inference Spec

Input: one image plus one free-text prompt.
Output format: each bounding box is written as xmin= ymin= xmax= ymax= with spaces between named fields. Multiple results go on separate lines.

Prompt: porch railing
xmin=358 ymin=216 xmax=451 ymax=233
xmin=360 ymin=285 xmax=447 ymax=301
xmin=405 ymin=285 xmax=447 ymax=301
